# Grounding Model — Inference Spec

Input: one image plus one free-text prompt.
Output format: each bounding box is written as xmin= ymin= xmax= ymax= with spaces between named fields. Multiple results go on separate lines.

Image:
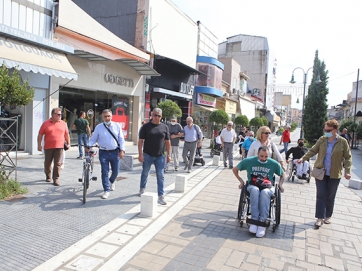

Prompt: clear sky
xmin=171 ymin=0 xmax=362 ymax=109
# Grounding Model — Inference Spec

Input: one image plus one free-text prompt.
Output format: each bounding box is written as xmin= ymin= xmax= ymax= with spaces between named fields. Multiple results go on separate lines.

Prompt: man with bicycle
xmin=232 ymin=146 xmax=285 ymax=238
xmin=87 ymin=109 xmax=125 ymax=199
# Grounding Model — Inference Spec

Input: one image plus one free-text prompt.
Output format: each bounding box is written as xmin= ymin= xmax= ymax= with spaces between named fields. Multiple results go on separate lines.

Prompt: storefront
xmin=192 ymin=93 xmax=217 ymax=137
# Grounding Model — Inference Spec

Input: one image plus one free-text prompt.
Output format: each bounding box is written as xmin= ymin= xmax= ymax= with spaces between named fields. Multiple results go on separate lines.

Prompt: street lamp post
xmin=290 ymin=67 xmax=321 ymax=139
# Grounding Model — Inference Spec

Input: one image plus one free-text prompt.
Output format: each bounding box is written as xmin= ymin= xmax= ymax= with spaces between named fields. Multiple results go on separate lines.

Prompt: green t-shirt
xmin=237 ymin=156 xmax=284 ymax=185
xmin=73 ymin=118 xmax=89 ymax=135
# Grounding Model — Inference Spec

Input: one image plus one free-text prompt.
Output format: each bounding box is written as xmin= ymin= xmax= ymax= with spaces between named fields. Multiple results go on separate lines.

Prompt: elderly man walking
xmin=182 ymin=116 xmax=203 ymax=173
xmin=220 ymin=121 xmax=237 ymax=168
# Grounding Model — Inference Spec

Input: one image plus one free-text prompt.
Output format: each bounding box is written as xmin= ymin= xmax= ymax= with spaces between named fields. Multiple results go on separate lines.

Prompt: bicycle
xmin=78 ymin=145 xmax=98 ymax=204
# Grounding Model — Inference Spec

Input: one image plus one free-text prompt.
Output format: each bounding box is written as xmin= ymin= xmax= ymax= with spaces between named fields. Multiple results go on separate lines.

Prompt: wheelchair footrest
xmin=246 ymin=218 xmax=270 ymax=227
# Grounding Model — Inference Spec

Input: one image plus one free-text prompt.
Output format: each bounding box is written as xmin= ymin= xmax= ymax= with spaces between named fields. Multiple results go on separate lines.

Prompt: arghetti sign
xmin=104 ymin=73 xmax=134 ymax=87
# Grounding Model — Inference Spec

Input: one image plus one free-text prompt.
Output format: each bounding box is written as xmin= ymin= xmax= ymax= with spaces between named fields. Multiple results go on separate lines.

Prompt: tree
xmin=0 ymin=65 xmax=34 ymax=107
xmin=156 ymin=100 xmax=182 ymax=120
xmin=234 ymin=114 xmax=249 ymax=127
xmin=249 ymin=117 xmax=264 ymax=128
xmin=209 ymin=109 xmax=229 ymax=126
xmin=261 ymin=117 xmax=268 ymax=126
xmin=303 ymin=50 xmax=329 ymax=143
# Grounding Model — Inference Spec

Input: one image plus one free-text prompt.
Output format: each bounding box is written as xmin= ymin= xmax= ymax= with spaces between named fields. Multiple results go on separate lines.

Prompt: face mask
xmin=249 ymin=136 xmax=254 ymax=140
xmin=104 ymin=121 xmax=111 ymax=125
xmin=324 ymin=132 xmax=333 ymax=138
xmin=258 ymin=159 xmax=268 ymax=164
xmin=170 ymin=121 xmax=176 ymax=125
xmin=298 ymin=142 xmax=304 ymax=147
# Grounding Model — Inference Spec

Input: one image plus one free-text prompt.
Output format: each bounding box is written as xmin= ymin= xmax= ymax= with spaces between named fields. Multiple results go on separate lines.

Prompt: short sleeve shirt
xmin=237 ymin=156 xmax=284 ymax=185
xmin=73 ymin=118 xmax=89 ymax=135
xmin=39 ymin=119 xmax=68 ymax=149
xmin=139 ymin=122 xmax=169 ymax=157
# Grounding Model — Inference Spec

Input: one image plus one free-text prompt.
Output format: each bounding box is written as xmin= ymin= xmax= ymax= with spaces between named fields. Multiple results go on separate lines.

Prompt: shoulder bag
xmin=311 ymin=167 xmax=325 ymax=180
xmin=104 ymin=123 xmax=120 ymax=150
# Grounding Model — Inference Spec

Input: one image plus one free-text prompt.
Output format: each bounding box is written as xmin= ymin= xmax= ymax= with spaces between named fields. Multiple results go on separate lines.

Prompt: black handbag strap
xmin=103 ymin=123 xmax=120 ymax=149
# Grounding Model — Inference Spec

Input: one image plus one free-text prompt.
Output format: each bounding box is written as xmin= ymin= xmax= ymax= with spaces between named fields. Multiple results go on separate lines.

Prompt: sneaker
xmin=184 ymin=164 xmax=188 ymax=170
xmin=229 ymin=166 xmax=233 ymax=169
xmin=53 ymin=180 xmax=60 ymax=186
xmin=187 ymin=169 xmax=191 ymax=173
xmin=315 ymin=218 xmax=323 ymax=227
xmin=175 ymin=167 xmax=178 ymax=171
xmin=256 ymin=226 xmax=266 ymax=238
xmin=158 ymin=196 xmax=167 ymax=205
xmin=46 ymin=179 xmax=52 ymax=183
xmin=101 ymin=191 xmax=110 ymax=199
xmin=249 ymin=224 xmax=258 ymax=234
xmin=302 ymin=174 xmax=307 ymax=180
xmin=224 ymin=164 xmax=227 ymax=168
xmin=324 ymin=217 xmax=331 ymax=224
xmin=139 ymin=188 xmax=145 ymax=197
xmin=297 ymin=175 xmax=303 ymax=179
xmin=110 ymin=182 xmax=116 ymax=191
xmin=77 ymin=156 xmax=83 ymax=160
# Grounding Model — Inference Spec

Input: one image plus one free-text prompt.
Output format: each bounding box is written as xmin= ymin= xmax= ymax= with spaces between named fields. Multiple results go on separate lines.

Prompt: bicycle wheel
xmin=83 ymin=165 xmax=90 ymax=204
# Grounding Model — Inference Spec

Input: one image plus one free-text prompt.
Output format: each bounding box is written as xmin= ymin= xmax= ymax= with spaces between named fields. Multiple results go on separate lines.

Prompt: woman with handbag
xmin=297 ymin=119 xmax=352 ymax=228
xmin=247 ymin=126 xmax=286 ymax=171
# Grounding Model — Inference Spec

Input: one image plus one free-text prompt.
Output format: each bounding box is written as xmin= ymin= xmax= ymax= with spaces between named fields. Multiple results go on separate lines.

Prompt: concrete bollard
xmin=175 ymin=175 xmax=188 ymax=192
xmin=140 ymin=192 xmax=157 ymax=217
xmin=348 ymin=179 xmax=362 ymax=190
xmin=213 ymin=155 xmax=220 ymax=166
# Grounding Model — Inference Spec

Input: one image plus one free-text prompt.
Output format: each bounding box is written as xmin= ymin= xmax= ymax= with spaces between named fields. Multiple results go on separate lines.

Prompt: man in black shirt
xmin=138 ymin=108 xmax=171 ymax=205
xmin=286 ymin=138 xmax=309 ymax=179
xmin=340 ymin=128 xmax=351 ymax=147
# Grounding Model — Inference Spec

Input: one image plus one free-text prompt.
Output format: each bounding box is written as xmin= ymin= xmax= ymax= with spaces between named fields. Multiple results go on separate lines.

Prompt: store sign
xmin=225 ymin=100 xmax=237 ymax=114
xmin=197 ymin=93 xmax=216 ymax=107
xmin=104 ymin=73 xmax=134 ymax=87
xmin=179 ymin=82 xmax=194 ymax=95
xmin=0 ymin=23 xmax=74 ymax=54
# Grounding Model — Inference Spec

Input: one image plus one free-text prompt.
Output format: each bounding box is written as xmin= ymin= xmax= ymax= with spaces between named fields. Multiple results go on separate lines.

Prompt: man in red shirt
xmin=37 ymin=108 xmax=70 ymax=186
xmin=279 ymin=125 xmax=291 ymax=157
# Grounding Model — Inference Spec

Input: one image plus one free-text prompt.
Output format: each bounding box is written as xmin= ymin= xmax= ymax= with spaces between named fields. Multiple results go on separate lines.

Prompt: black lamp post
xmin=290 ymin=67 xmax=321 ymax=138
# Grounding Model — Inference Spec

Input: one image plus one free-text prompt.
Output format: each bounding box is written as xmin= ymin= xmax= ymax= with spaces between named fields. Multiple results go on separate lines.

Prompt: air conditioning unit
xmin=223 ymin=92 xmax=229 ymax=98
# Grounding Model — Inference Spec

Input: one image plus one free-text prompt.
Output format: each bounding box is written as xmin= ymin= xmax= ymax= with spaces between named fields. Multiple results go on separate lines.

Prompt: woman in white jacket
xmin=247 ymin=126 xmax=285 ymax=171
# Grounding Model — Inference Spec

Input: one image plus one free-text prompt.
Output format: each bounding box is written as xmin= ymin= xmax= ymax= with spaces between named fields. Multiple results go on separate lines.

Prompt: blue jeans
xmin=279 ymin=142 xmax=288 ymax=154
xmin=247 ymin=184 xmax=275 ymax=221
xmin=140 ymin=153 xmax=165 ymax=196
xmin=78 ymin=134 xmax=89 ymax=157
xmin=315 ymin=176 xmax=340 ymax=219
xmin=99 ymin=149 xmax=120 ymax=192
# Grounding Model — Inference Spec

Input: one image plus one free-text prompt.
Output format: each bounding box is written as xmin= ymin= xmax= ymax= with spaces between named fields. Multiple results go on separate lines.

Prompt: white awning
xmin=0 ymin=38 xmax=78 ymax=80
xmin=193 ymin=104 xmax=216 ymax=112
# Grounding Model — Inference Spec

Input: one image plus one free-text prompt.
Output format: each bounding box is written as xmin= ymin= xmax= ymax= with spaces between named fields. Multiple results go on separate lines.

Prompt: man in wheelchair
xmin=232 ymin=145 xmax=285 ymax=237
xmin=286 ymin=139 xmax=309 ymax=180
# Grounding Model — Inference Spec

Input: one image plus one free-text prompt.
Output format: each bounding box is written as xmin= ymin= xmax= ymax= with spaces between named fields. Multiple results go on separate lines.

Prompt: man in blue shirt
xmin=88 ymin=109 xmax=125 ymax=199
xmin=232 ymin=146 xmax=285 ymax=238
xmin=182 ymin=116 xmax=203 ymax=173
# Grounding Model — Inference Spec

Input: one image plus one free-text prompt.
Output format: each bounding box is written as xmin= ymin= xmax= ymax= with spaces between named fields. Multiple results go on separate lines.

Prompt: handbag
xmin=311 ymin=167 xmax=325 ymax=180
xmin=64 ymin=142 xmax=69 ymax=151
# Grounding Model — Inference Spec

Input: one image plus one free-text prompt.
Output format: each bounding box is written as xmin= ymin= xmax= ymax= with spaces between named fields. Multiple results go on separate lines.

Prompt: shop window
xmin=196 ymin=63 xmax=223 ymax=90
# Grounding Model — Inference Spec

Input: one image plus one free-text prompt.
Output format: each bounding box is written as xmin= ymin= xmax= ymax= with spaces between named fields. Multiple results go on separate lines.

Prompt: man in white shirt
xmin=220 ymin=121 xmax=237 ymax=168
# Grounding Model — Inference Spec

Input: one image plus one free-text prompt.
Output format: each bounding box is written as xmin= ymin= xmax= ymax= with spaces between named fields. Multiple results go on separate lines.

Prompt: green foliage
xmin=339 ymin=120 xmax=354 ymax=133
xmin=0 ymin=168 xmax=28 ymax=200
xmin=234 ymin=114 xmax=249 ymax=127
xmin=156 ymin=100 xmax=182 ymax=119
xmin=303 ymin=50 xmax=329 ymax=143
xmin=291 ymin=121 xmax=298 ymax=131
xmin=0 ymin=65 xmax=35 ymax=107
xmin=357 ymin=123 xmax=362 ymax=139
xmin=249 ymin=117 xmax=264 ymax=127
xmin=209 ymin=109 xmax=229 ymax=125
xmin=261 ymin=117 xmax=268 ymax=126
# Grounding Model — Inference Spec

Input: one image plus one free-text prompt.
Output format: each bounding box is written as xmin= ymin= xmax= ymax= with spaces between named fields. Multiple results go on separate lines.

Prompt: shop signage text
xmin=179 ymin=82 xmax=194 ymax=95
xmin=197 ymin=93 xmax=216 ymax=107
xmin=0 ymin=23 xmax=74 ymax=54
xmin=104 ymin=73 xmax=134 ymax=87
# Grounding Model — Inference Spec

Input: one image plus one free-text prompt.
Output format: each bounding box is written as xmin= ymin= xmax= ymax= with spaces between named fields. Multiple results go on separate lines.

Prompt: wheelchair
xmin=287 ymin=159 xmax=311 ymax=183
xmin=210 ymin=140 xmax=223 ymax=157
xmin=237 ymin=182 xmax=281 ymax=233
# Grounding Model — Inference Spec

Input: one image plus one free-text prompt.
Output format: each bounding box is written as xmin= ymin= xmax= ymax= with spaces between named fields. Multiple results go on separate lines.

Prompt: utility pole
xmin=352 ymin=69 xmax=359 ymax=149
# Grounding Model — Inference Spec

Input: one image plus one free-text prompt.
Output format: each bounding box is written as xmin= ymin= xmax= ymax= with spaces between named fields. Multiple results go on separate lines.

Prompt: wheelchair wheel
xmin=306 ymin=165 xmax=311 ymax=183
xmin=237 ymin=185 xmax=247 ymax=227
xmin=210 ymin=150 xmax=215 ymax=157
xmin=275 ymin=184 xmax=281 ymax=226
xmin=201 ymin=159 xmax=205 ymax=166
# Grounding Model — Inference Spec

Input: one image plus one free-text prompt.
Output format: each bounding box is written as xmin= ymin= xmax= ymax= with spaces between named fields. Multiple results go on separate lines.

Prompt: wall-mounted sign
xmin=104 ymin=73 xmax=134 ymax=87
xmin=179 ymin=82 xmax=194 ymax=95
xmin=197 ymin=93 xmax=216 ymax=107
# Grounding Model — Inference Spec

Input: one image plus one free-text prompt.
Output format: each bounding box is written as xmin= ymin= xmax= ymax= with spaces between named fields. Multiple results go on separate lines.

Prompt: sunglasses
xmin=324 ymin=129 xmax=334 ymax=132
xmin=53 ymin=113 xmax=62 ymax=116
xmin=153 ymin=114 xmax=162 ymax=118
xmin=263 ymin=132 xmax=271 ymax=135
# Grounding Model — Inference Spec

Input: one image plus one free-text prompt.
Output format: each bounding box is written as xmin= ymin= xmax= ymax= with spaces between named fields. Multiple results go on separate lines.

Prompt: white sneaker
xmin=139 ymin=188 xmax=145 ymax=197
xmin=101 ymin=191 xmax=110 ymax=199
xmin=256 ymin=226 xmax=266 ymax=238
xmin=110 ymin=182 xmax=115 ymax=191
xmin=158 ymin=196 xmax=167 ymax=205
xmin=249 ymin=224 xmax=258 ymax=234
